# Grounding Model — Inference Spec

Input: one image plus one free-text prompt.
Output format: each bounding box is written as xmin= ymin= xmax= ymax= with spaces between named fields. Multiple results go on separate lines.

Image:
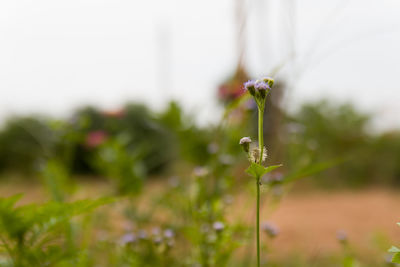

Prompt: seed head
xmin=249 ymin=146 xmax=267 ymax=164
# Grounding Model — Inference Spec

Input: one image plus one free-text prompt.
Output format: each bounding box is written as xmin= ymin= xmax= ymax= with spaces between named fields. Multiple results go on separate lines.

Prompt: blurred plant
xmin=388 ymin=223 xmax=400 ymax=264
xmin=0 ymin=116 xmax=53 ymax=175
xmin=0 ymin=194 xmax=112 ymax=266
xmin=336 ymin=230 xmax=359 ymax=267
xmin=241 ymin=77 xmax=282 ymax=267
xmin=91 ymin=134 xmax=145 ymax=195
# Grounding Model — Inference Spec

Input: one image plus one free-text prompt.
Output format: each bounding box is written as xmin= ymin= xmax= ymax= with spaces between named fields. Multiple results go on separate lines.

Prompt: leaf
xmin=389 ymin=246 xmax=400 ymax=253
xmin=245 ymin=162 xmax=282 ymax=178
xmin=392 ymin=252 xmax=400 ymax=263
xmin=282 ymin=158 xmax=344 ymax=184
xmin=397 ymin=222 xmax=400 ymax=227
xmin=264 ymin=164 xmax=283 ymax=174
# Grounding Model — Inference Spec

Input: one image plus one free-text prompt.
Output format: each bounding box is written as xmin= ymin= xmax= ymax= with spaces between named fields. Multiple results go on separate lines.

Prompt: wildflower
xmin=244 ymin=80 xmax=256 ymax=96
xmin=336 ymin=230 xmax=347 ymax=244
xmin=119 ymin=233 xmax=137 ymax=245
xmin=244 ymin=78 xmax=273 ymax=110
xmin=262 ymin=222 xmax=279 ymax=238
xmin=213 ymin=221 xmax=225 ymax=232
xmin=239 ymin=137 xmax=252 ymax=153
xmin=164 ymin=229 xmax=174 ymax=239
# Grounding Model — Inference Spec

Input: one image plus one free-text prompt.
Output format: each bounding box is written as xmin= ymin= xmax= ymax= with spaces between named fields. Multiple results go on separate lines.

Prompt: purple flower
xmin=164 ymin=229 xmax=174 ymax=239
xmin=244 ymin=80 xmax=256 ymax=96
xmin=213 ymin=221 xmax=225 ymax=232
xmin=262 ymin=222 xmax=279 ymax=238
xmin=244 ymin=80 xmax=256 ymax=90
xmin=336 ymin=230 xmax=347 ymax=243
xmin=254 ymin=81 xmax=270 ymax=91
xmin=119 ymin=233 xmax=137 ymax=245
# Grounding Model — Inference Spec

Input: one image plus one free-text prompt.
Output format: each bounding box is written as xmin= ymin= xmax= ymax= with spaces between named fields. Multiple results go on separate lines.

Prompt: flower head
xmin=244 ymin=80 xmax=256 ymax=96
xmin=262 ymin=222 xmax=279 ymax=238
xmin=243 ymin=77 xmax=273 ymax=108
xmin=254 ymin=81 xmax=269 ymax=91
xmin=213 ymin=221 xmax=225 ymax=232
xmin=119 ymin=233 xmax=137 ymax=245
xmin=164 ymin=229 xmax=174 ymax=239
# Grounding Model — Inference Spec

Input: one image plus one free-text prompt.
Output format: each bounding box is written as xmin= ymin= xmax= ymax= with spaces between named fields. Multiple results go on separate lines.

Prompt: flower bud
xmin=239 ymin=137 xmax=252 ymax=153
xmin=262 ymin=77 xmax=274 ymax=88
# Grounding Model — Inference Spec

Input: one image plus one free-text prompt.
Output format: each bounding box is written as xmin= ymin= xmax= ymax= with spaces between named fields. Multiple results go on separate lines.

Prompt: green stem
xmin=258 ymin=106 xmax=264 ymax=164
xmin=256 ymin=105 xmax=264 ymax=267
xmin=256 ymin=176 xmax=260 ymax=267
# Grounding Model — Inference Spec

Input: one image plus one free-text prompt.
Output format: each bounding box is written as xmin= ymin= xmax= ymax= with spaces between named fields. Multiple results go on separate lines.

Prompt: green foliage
xmin=0 ymin=195 xmax=112 ymax=266
xmin=92 ymin=136 xmax=145 ymax=195
xmin=286 ymin=99 xmax=400 ymax=187
xmin=388 ymin=223 xmax=400 ymax=264
xmin=0 ymin=116 xmax=53 ymax=175
xmin=245 ymin=162 xmax=282 ymax=178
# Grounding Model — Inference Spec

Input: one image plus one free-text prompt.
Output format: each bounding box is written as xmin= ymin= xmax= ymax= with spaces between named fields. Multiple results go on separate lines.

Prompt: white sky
xmin=0 ymin=0 xmax=399 ymax=130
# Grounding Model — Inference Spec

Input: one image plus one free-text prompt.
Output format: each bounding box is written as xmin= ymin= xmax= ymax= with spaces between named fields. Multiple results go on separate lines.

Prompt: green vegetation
xmin=0 ymin=90 xmax=399 ymax=266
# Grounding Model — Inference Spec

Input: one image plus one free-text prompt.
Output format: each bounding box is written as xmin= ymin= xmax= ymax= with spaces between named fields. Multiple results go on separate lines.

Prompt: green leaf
xmin=389 ymin=246 xmax=400 ymax=253
xmin=397 ymin=222 xmax=400 ymax=227
xmin=245 ymin=162 xmax=282 ymax=178
xmin=264 ymin=164 xmax=283 ymax=174
xmin=392 ymin=252 xmax=400 ymax=263
xmin=282 ymin=158 xmax=344 ymax=184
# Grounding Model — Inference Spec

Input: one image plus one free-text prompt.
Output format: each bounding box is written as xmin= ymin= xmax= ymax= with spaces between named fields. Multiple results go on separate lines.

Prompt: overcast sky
xmin=0 ymin=0 xmax=399 ymax=130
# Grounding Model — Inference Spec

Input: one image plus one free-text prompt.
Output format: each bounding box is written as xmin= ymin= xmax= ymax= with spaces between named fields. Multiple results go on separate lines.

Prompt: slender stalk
xmin=256 ymin=105 xmax=264 ymax=267
xmin=256 ymin=176 xmax=260 ymax=267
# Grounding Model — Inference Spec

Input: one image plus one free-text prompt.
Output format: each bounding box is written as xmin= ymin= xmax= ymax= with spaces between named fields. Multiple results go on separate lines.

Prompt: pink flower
xmin=85 ymin=130 xmax=108 ymax=148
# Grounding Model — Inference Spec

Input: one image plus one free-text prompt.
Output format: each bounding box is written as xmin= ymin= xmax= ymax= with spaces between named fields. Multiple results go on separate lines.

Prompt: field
xmin=1 ymin=178 xmax=398 ymax=266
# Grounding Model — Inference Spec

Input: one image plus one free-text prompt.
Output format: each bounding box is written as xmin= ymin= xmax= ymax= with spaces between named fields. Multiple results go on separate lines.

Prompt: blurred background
xmin=0 ymin=0 xmax=400 ymax=266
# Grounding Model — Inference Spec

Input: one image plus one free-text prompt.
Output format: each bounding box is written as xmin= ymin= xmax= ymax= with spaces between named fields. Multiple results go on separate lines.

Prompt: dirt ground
xmin=232 ymin=188 xmax=400 ymax=261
